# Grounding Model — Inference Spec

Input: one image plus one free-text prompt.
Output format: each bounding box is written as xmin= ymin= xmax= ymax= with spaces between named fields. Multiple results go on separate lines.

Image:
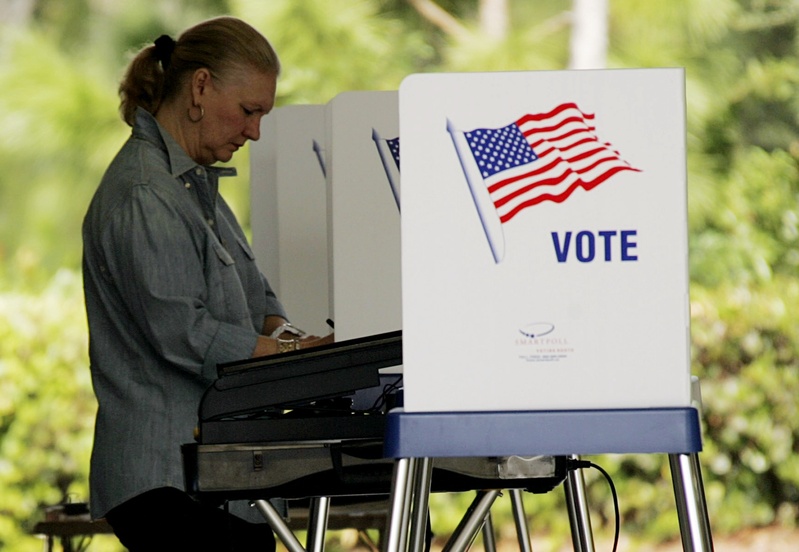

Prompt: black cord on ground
xmin=567 ymin=458 xmax=620 ymax=552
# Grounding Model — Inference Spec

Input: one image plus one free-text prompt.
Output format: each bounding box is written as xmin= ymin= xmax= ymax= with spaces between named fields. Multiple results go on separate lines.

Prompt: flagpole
xmin=371 ymin=128 xmax=401 ymax=212
xmin=446 ymin=118 xmax=505 ymax=263
xmin=312 ymin=139 xmax=327 ymax=177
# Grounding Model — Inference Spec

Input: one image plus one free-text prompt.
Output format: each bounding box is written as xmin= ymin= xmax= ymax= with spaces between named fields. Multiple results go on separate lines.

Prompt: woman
xmin=82 ymin=16 xmax=331 ymax=551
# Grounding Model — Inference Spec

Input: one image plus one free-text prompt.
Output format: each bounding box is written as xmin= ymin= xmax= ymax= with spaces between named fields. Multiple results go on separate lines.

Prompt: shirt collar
xmin=132 ymin=108 xmax=238 ymax=180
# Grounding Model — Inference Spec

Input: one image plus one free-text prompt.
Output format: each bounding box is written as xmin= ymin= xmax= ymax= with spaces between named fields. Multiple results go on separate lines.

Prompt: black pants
xmin=105 ymin=487 xmax=276 ymax=552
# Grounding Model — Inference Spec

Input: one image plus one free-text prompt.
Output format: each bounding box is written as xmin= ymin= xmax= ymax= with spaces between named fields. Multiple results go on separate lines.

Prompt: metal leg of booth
xmin=306 ymin=496 xmax=331 ymax=552
xmin=482 ymin=511 xmax=497 ymax=552
xmin=442 ymin=490 xmax=502 ymax=552
xmin=408 ymin=458 xmax=433 ymax=552
xmin=385 ymin=459 xmax=545 ymax=552
xmin=509 ymin=488 xmax=533 ymax=552
xmin=385 ymin=457 xmax=417 ymax=552
xmin=564 ymin=456 xmax=596 ymax=552
xmin=253 ymin=499 xmax=307 ymax=552
xmin=254 ymin=495 xmax=393 ymax=552
xmin=384 ymin=459 xmax=503 ymax=552
xmin=669 ymin=452 xmax=714 ymax=552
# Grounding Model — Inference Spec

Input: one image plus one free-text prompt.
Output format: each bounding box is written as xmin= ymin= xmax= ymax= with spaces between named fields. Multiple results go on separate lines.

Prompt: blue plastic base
xmin=384 ymin=407 xmax=702 ymax=458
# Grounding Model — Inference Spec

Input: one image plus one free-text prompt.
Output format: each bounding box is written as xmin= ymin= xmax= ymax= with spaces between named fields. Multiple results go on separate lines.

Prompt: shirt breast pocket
xmin=209 ymin=239 xmax=250 ymax=323
xmin=232 ymin=234 xmax=257 ymax=262
xmin=212 ymin=240 xmax=236 ymax=266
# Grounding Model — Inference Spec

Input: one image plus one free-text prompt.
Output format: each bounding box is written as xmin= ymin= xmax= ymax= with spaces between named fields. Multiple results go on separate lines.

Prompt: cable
xmin=368 ymin=375 xmax=403 ymax=412
xmin=567 ymin=458 xmax=620 ymax=552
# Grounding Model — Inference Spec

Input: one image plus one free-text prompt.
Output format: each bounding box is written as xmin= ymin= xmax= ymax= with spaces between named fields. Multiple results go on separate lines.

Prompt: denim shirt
xmin=82 ymin=108 xmax=287 ymax=518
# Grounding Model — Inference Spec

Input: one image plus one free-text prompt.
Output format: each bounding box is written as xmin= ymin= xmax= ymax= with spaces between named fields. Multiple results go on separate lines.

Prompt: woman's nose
xmin=244 ymin=118 xmax=261 ymax=141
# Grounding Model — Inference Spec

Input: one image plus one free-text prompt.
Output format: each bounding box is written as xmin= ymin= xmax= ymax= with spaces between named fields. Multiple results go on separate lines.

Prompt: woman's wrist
xmin=269 ymin=322 xmax=306 ymax=340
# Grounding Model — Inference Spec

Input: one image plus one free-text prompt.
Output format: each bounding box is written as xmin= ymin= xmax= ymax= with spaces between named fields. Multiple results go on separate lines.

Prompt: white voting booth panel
xmin=326 ymin=91 xmax=402 ymax=341
xmin=250 ymin=92 xmax=402 ymax=342
xmin=250 ymin=105 xmax=330 ymax=337
xmin=400 ymin=69 xmax=692 ymax=412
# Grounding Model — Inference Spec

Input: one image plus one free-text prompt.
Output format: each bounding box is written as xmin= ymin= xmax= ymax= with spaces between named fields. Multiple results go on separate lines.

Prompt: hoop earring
xmin=188 ymin=104 xmax=204 ymax=123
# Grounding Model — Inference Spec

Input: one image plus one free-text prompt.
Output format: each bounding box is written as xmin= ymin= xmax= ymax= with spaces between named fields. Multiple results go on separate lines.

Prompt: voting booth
xmin=251 ymin=92 xmax=401 ymax=342
xmin=325 ymin=91 xmax=402 ymax=342
xmin=251 ymin=104 xmax=330 ymax=338
xmin=385 ymin=68 xmax=711 ymax=552
xmin=399 ymin=68 xmax=691 ymax=411
xmin=252 ymin=71 xmax=693 ymax=410
xmin=248 ymin=69 xmax=713 ymax=551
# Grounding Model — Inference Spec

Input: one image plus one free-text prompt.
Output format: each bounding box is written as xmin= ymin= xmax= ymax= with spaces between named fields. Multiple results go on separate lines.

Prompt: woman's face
xmin=195 ymin=68 xmax=277 ymax=165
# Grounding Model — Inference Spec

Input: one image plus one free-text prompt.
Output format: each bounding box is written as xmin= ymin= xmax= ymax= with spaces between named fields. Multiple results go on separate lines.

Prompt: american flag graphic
xmin=459 ymin=102 xmax=641 ymax=224
xmin=372 ymin=129 xmax=401 ymax=211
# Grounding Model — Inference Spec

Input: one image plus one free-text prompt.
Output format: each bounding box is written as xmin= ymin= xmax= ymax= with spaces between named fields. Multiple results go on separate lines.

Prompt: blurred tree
xmin=235 ymin=0 xmax=434 ymax=105
xmin=0 ymin=27 xmax=124 ymax=282
xmin=602 ymin=0 xmax=799 ymax=539
xmin=570 ymin=0 xmax=608 ymax=68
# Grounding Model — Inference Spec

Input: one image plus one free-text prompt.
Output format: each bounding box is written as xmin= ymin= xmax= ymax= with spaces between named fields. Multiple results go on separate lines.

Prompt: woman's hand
xmin=298 ymin=332 xmax=335 ymax=349
xmin=251 ymin=329 xmax=335 ymax=358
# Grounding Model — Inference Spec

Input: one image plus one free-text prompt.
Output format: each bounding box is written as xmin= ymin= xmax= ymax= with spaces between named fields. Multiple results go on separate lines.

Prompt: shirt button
xmin=207 ymin=218 xmax=215 ymax=226
xmin=195 ymin=167 xmax=204 ymax=176
xmin=184 ymin=182 xmax=191 ymax=189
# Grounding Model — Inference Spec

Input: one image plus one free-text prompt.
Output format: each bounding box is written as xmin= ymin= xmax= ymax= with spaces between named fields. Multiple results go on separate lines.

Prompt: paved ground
xmin=286 ymin=524 xmax=799 ymax=551
xmin=506 ymin=525 xmax=799 ymax=551
xmin=641 ymin=525 xmax=799 ymax=552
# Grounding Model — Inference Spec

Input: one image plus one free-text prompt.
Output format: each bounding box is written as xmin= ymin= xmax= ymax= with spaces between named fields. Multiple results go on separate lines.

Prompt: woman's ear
xmin=191 ymin=68 xmax=212 ymax=102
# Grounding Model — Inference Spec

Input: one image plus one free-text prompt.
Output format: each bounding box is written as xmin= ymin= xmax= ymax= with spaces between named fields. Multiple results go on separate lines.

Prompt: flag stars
xmin=387 ymin=137 xmax=401 ymax=168
xmin=465 ymin=123 xmax=538 ymax=178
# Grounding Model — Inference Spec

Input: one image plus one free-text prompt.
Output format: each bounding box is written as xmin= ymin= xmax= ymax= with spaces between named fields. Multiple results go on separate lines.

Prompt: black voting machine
xmin=181 ymin=330 xmax=569 ymax=549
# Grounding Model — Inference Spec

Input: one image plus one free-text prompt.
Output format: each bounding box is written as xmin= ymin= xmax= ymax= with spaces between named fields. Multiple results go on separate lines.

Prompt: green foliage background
xmin=1 ymin=0 xmax=799 ymax=550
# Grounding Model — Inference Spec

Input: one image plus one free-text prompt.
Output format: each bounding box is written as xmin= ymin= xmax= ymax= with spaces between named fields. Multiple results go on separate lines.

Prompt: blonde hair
xmin=118 ymin=16 xmax=280 ymax=126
